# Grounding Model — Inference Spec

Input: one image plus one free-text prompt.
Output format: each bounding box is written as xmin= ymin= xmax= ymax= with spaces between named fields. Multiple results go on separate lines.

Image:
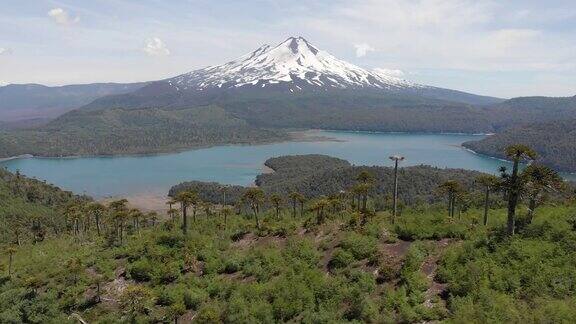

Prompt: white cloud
xmin=354 ymin=43 xmax=374 ymax=57
xmin=373 ymin=68 xmax=405 ymax=78
xmin=48 ymin=8 xmax=80 ymax=26
xmin=142 ymin=37 xmax=171 ymax=56
xmin=298 ymin=0 xmax=576 ymax=75
xmin=0 ymin=48 xmax=12 ymax=55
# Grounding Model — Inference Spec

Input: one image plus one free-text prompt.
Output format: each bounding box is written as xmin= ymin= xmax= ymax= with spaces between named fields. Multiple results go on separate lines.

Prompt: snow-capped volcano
xmin=167 ymin=36 xmax=418 ymax=92
xmin=82 ymin=36 xmax=503 ymax=111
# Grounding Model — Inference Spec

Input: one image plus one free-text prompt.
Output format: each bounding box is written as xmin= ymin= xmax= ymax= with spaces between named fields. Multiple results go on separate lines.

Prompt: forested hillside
xmin=2 ymin=89 xmax=576 ymax=158
xmin=220 ymin=93 xmax=495 ymax=133
xmin=463 ymin=119 xmax=576 ymax=172
xmin=170 ymin=155 xmax=485 ymax=206
xmin=487 ymin=95 xmax=576 ymax=131
xmin=0 ymin=106 xmax=288 ymax=158
xmin=0 ymin=167 xmax=88 ymax=244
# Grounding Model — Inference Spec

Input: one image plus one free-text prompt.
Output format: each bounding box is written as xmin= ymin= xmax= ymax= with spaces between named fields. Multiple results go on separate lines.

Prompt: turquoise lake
xmin=1 ymin=131 xmax=512 ymax=198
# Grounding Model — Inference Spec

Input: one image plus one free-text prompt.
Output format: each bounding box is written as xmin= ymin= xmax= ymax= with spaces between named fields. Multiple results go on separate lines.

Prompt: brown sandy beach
xmin=100 ymin=192 xmax=170 ymax=217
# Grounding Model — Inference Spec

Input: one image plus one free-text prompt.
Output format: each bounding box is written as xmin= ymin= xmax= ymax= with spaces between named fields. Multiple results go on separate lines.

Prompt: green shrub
xmin=328 ymin=248 xmax=354 ymax=269
xmin=339 ymin=232 xmax=378 ymax=261
xmin=156 ymin=288 xmax=178 ymax=306
xmin=195 ymin=302 xmax=222 ymax=323
xmin=377 ymin=263 xmax=399 ymax=283
xmin=156 ymin=233 xmax=183 ymax=248
xmin=282 ymin=238 xmax=320 ymax=268
xmin=183 ymin=289 xmax=207 ymax=310
xmin=128 ymin=259 xmax=153 ymax=282
xmin=153 ymin=262 xmax=180 ymax=284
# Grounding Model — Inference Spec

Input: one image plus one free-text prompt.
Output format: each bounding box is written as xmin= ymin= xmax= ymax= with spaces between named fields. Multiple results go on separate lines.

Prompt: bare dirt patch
xmin=421 ymin=238 xmax=454 ymax=308
xmin=381 ymin=240 xmax=413 ymax=259
xmin=100 ymin=193 xmax=170 ymax=216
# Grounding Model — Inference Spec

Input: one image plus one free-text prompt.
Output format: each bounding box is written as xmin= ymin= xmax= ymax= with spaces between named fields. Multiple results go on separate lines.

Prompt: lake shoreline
xmin=0 ymin=129 xmax=339 ymax=162
xmin=0 ymin=129 xmax=493 ymax=162
xmin=6 ymin=131 xmax=541 ymax=199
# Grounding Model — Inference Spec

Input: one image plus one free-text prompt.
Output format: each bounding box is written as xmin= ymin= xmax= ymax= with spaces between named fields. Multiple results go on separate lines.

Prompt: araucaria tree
xmin=269 ymin=193 xmax=283 ymax=219
xmin=129 ymin=208 xmax=143 ymax=232
xmin=175 ymin=191 xmax=198 ymax=235
xmin=64 ymin=204 xmax=83 ymax=237
xmin=6 ymin=246 xmax=17 ymax=277
xmin=113 ymin=210 xmax=128 ymax=245
xmin=522 ymin=164 xmax=564 ymax=223
xmin=389 ymin=155 xmax=405 ymax=223
xmin=109 ymin=199 xmax=128 ymax=244
xmin=437 ymin=180 xmax=462 ymax=218
xmin=243 ymin=188 xmax=265 ymax=228
xmin=86 ymin=202 xmax=106 ymax=236
xmin=501 ymin=144 xmax=537 ymax=235
xmin=310 ymin=197 xmax=330 ymax=225
xmin=475 ymin=174 xmax=500 ymax=226
xmin=288 ymin=192 xmax=304 ymax=218
xmin=221 ymin=207 xmax=233 ymax=227
xmin=353 ymin=170 xmax=375 ymax=213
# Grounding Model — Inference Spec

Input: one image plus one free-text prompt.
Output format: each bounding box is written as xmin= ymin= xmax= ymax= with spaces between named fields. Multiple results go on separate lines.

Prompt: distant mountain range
xmin=0 ymin=82 xmax=146 ymax=121
xmin=1 ymin=36 xmax=575 ymax=171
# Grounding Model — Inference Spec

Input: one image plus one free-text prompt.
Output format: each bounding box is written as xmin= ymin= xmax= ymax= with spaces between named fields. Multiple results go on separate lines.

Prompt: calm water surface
xmin=1 ymin=131 xmax=512 ymax=198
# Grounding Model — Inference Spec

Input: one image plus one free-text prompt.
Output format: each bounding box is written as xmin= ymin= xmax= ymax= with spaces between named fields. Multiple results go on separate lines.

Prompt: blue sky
xmin=0 ymin=0 xmax=575 ymax=98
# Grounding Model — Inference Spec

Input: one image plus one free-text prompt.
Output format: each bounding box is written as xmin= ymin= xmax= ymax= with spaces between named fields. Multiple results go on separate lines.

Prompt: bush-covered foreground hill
xmin=3 ymin=154 xmax=576 ymax=322
xmin=2 ymin=190 xmax=576 ymax=322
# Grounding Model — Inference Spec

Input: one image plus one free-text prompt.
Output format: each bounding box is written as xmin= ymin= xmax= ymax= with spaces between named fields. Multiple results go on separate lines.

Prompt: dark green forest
xmin=0 ymin=106 xmax=287 ymax=158
xmin=170 ymin=155 xmax=486 ymax=207
xmin=463 ymin=119 xmax=576 ymax=172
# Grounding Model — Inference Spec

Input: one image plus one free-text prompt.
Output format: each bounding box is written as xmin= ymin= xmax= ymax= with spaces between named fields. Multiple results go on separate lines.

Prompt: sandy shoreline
xmin=100 ymin=192 xmax=170 ymax=216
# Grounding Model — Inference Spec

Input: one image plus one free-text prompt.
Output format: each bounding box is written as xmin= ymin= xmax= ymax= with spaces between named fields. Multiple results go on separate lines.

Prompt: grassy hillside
xmin=0 ymin=106 xmax=288 ymax=158
xmin=463 ymin=119 xmax=576 ymax=172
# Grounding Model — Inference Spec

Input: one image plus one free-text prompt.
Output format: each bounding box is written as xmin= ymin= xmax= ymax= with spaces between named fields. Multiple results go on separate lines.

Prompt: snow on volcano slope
xmin=166 ymin=37 xmax=421 ymax=93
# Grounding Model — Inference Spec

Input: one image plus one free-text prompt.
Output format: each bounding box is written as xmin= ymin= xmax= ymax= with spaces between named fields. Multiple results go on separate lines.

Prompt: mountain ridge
xmin=0 ymin=82 xmax=147 ymax=121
